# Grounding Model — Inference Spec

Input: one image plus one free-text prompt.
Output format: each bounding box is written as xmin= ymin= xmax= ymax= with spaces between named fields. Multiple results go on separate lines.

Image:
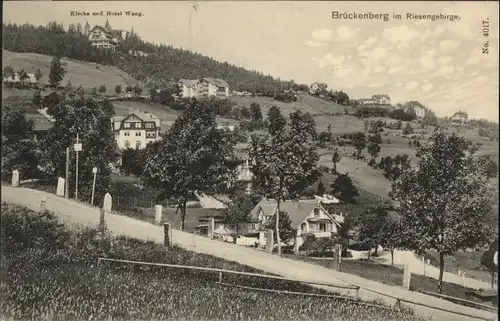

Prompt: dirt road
xmin=1 ymin=186 xmax=496 ymax=321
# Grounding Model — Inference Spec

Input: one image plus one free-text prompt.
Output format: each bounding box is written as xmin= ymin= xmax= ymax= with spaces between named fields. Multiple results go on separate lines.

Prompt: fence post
xmin=99 ymin=208 xmax=106 ymax=234
xmin=219 ymin=271 xmax=223 ymax=283
xmin=163 ymin=223 xmax=171 ymax=247
xmin=402 ymin=264 xmax=411 ymax=290
xmin=39 ymin=196 xmax=49 ymax=213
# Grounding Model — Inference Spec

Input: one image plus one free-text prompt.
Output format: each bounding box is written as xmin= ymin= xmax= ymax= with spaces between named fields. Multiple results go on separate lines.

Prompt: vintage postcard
xmin=1 ymin=1 xmax=498 ymax=321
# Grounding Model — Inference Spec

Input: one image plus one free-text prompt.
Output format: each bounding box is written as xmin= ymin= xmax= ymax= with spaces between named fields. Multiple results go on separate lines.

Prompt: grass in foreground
xmin=0 ymin=203 xmax=424 ymax=321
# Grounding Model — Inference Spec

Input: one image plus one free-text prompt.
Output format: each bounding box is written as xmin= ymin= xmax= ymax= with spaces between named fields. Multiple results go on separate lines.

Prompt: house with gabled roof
xmin=450 ymin=111 xmax=468 ymax=124
xmin=179 ymin=77 xmax=230 ymax=98
xmin=249 ymin=198 xmax=345 ymax=251
xmin=111 ymin=110 xmax=161 ymax=150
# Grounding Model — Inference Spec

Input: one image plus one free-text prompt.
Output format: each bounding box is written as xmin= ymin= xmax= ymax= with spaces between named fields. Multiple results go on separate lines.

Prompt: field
xmin=423 ymin=251 xmax=492 ymax=284
xmin=0 ymin=203 xmax=424 ymax=321
xmin=2 ymin=49 xmax=140 ymax=90
xmin=285 ymin=255 xmax=494 ymax=307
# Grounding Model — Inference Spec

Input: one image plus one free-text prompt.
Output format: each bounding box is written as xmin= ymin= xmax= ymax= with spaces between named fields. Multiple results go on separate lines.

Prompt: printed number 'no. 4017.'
xmin=482 ymin=19 xmax=489 ymax=54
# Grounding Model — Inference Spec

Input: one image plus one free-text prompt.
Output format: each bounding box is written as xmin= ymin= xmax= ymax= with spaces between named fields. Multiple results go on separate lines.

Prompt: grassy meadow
xmin=2 ymin=49 xmax=140 ymax=90
xmin=0 ymin=203 xmax=425 ymax=321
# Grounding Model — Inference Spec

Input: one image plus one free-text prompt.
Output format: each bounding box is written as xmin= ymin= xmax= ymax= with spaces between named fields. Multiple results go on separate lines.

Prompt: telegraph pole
xmin=74 ymin=133 xmax=82 ymax=201
xmin=91 ymin=167 xmax=97 ymax=206
xmin=65 ymin=147 xmax=69 ymax=198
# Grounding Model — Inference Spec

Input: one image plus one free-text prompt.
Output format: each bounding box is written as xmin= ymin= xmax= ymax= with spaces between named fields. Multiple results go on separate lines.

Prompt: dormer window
xmin=314 ymin=208 xmax=320 ymax=217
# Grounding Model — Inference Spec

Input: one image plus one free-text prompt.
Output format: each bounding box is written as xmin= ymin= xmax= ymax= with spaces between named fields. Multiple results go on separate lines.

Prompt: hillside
xmin=2 ymin=22 xmax=304 ymax=93
xmin=2 ymin=49 xmax=140 ymax=90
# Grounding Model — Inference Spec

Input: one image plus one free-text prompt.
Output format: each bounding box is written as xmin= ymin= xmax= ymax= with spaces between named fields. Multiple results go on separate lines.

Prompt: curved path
xmin=1 ymin=186 xmax=497 ymax=321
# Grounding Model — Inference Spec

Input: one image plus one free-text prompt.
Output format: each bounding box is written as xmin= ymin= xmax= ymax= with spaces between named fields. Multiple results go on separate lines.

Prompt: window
xmin=124 ymin=140 xmax=130 ymax=148
xmin=134 ymin=123 xmax=141 ymax=128
xmin=314 ymin=208 xmax=320 ymax=217
xmin=319 ymin=223 xmax=326 ymax=232
xmin=301 ymin=223 xmax=307 ymax=232
xmin=124 ymin=132 xmax=130 ymax=136
xmin=136 ymin=141 xmax=141 ymax=149
xmin=135 ymin=132 xmax=142 ymax=136
xmin=124 ymin=123 xmax=131 ymax=128
xmin=145 ymin=123 xmax=154 ymax=129
xmin=146 ymin=132 xmax=156 ymax=138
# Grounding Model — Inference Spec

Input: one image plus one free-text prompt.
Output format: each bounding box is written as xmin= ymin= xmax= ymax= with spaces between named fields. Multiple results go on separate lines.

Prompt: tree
xmin=403 ymin=122 xmax=413 ymax=135
xmin=240 ymin=106 xmax=250 ymax=119
xmin=41 ymin=98 xmax=118 ymax=203
xmin=32 ymin=90 xmax=42 ymax=109
xmin=143 ymin=101 xmax=239 ymax=231
xmin=267 ymin=106 xmax=286 ymax=135
xmin=378 ymin=155 xmax=411 ymax=182
xmin=378 ymin=216 xmax=401 ymax=266
xmin=98 ymin=85 xmax=107 ymax=96
xmin=351 ymin=132 xmax=366 ymax=159
xmin=223 ymin=193 xmax=255 ymax=233
xmin=330 ymin=173 xmax=359 ymax=204
xmin=48 ymin=56 xmax=66 ymax=88
xmin=264 ymin=211 xmax=296 ymax=243
xmin=34 ymin=68 xmax=43 ymax=81
xmin=317 ymin=180 xmax=326 ymax=195
xmin=331 ymin=148 xmax=342 ymax=174
xmin=482 ymin=157 xmax=498 ymax=179
xmin=250 ymin=102 xmax=263 ymax=121
xmin=391 ymin=131 xmax=495 ymax=293
xmin=3 ymin=65 xmax=15 ymax=79
xmin=43 ymin=92 xmax=62 ymax=116
xmin=115 ymin=85 xmax=122 ymax=95
xmin=133 ymin=84 xmax=143 ymax=96
xmin=367 ymin=142 xmax=381 ymax=160
xmin=249 ymin=110 xmax=320 ymax=255
xmin=357 ymin=207 xmax=389 ymax=259
xmin=1 ymin=107 xmax=39 ymax=182
xmin=17 ymin=69 xmax=29 ymax=88
xmin=121 ymin=148 xmax=146 ymax=176
xmin=480 ymin=237 xmax=498 ymax=289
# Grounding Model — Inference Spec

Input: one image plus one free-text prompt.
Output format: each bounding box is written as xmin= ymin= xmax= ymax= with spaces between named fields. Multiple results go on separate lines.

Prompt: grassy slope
xmin=2 ymin=49 xmax=140 ymax=89
xmin=284 ymin=255 xmax=495 ymax=307
xmin=1 ymin=203 xmax=423 ymax=321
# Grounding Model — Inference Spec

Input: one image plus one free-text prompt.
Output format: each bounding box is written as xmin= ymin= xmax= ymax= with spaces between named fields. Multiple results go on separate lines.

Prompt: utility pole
xmin=74 ymin=133 xmax=82 ymax=201
xmin=91 ymin=167 xmax=97 ymax=206
xmin=65 ymin=147 xmax=69 ymax=198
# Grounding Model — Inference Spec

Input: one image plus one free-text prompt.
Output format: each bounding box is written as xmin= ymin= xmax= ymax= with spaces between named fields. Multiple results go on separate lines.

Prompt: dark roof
xmin=249 ymin=198 xmax=339 ymax=228
xmin=203 ymin=78 xmax=229 ymax=88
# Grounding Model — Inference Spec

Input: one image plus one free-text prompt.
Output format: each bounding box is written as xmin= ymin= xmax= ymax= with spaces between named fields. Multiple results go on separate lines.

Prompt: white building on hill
xmin=111 ymin=110 xmax=161 ymax=150
xmin=179 ymin=77 xmax=230 ymax=99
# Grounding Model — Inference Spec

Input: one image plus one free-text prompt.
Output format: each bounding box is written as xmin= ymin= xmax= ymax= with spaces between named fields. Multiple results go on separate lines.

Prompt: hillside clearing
xmin=2 ymin=49 xmax=140 ymax=89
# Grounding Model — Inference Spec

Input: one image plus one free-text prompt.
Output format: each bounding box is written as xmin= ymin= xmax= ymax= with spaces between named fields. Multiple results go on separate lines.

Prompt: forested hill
xmin=2 ymin=22 xmax=303 ymax=92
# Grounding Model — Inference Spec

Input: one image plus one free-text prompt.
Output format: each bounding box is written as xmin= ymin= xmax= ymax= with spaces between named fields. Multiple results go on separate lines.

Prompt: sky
xmin=3 ymin=1 xmax=499 ymax=120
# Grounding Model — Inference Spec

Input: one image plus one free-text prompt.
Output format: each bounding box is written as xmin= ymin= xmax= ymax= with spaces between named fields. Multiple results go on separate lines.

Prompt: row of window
xmin=123 ymin=131 xmax=157 ymax=138
xmin=124 ymin=141 xmax=142 ymax=149
xmin=123 ymin=122 xmax=155 ymax=129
